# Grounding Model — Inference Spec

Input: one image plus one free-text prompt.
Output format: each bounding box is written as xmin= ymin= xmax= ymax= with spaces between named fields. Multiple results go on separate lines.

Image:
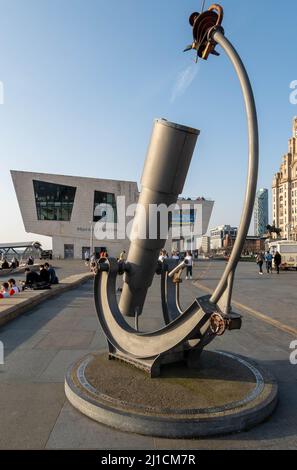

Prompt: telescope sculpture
xmin=65 ymin=4 xmax=279 ymax=439
xmin=94 ymin=3 xmax=259 ymax=377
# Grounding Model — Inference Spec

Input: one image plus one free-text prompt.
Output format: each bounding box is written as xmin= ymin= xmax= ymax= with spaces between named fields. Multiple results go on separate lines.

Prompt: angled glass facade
xmin=33 ymin=180 xmax=76 ymax=221
xmin=254 ymin=188 xmax=269 ymax=237
xmin=93 ymin=191 xmax=117 ymax=223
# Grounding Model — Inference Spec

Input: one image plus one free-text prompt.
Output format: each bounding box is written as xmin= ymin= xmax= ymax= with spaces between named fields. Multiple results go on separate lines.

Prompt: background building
xmin=11 ymin=170 xmax=138 ymax=259
xmin=272 ymin=117 xmax=297 ymax=241
xmin=12 ymin=171 xmax=214 ymax=259
xmin=224 ymin=235 xmax=266 ymax=256
xmin=171 ymin=198 xmax=214 ymax=253
xmin=201 ymin=236 xmax=211 ymax=254
xmin=210 ymin=225 xmax=238 ymax=251
xmin=254 ymin=188 xmax=269 ymax=237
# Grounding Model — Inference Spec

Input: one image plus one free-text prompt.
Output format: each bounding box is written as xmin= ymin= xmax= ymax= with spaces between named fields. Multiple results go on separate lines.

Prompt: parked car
xmin=40 ymin=250 xmax=53 ymax=260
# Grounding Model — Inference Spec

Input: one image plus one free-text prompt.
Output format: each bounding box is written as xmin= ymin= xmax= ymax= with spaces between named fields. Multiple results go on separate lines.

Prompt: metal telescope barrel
xmin=119 ymin=118 xmax=199 ymax=317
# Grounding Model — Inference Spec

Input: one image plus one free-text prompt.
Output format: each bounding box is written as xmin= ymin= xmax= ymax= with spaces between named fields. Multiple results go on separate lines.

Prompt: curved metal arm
xmin=210 ymin=30 xmax=259 ymax=305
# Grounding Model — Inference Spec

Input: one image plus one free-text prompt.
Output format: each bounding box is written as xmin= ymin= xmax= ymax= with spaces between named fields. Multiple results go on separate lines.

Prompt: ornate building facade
xmin=272 ymin=117 xmax=297 ymax=241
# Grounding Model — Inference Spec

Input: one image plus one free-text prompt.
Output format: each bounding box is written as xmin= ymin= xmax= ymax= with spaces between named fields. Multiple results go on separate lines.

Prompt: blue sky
xmin=0 ymin=0 xmax=297 ymax=248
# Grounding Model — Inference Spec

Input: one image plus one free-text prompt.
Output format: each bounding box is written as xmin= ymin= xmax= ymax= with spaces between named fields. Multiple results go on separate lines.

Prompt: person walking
xmin=171 ymin=251 xmax=180 ymax=260
xmin=84 ymin=249 xmax=90 ymax=262
xmin=185 ymin=251 xmax=193 ymax=280
xmin=274 ymin=251 xmax=282 ymax=275
xmin=158 ymin=250 xmax=166 ymax=263
xmin=256 ymin=252 xmax=264 ymax=275
xmin=90 ymin=253 xmax=97 ymax=273
xmin=265 ymin=251 xmax=273 ymax=274
xmin=119 ymin=250 xmax=126 ymax=262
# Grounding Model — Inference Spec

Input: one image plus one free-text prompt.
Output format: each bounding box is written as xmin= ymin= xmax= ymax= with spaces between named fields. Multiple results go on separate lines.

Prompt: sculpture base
xmin=65 ymin=350 xmax=278 ymax=438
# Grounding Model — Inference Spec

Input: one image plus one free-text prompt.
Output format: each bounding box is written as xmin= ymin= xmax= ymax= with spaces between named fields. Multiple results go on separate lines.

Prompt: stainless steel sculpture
xmin=119 ymin=119 xmax=199 ymax=318
xmin=94 ymin=3 xmax=259 ymax=377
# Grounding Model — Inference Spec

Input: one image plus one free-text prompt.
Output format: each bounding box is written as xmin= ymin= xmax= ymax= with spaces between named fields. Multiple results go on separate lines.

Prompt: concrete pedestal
xmin=65 ymin=350 xmax=278 ymax=438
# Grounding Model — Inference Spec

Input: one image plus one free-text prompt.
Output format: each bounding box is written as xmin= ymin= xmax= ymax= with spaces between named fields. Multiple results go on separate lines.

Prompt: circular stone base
xmin=65 ymin=351 xmax=278 ymax=438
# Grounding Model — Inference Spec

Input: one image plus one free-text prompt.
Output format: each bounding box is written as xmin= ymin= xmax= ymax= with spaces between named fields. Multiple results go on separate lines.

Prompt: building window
xmin=93 ymin=191 xmax=117 ymax=223
xmin=33 ymin=180 xmax=76 ymax=221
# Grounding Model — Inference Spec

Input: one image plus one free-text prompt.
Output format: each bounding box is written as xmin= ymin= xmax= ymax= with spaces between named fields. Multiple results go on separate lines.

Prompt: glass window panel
xmin=33 ymin=180 xmax=76 ymax=221
xmin=93 ymin=190 xmax=117 ymax=223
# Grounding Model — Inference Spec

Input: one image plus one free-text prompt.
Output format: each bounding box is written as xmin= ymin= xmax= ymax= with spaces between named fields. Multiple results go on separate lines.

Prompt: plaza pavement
xmin=0 ymin=260 xmax=92 ymax=328
xmin=0 ymin=260 xmax=296 ymax=450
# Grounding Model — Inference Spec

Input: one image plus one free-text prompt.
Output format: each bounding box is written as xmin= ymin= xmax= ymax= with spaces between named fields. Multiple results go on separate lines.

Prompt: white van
xmin=266 ymin=241 xmax=297 ymax=270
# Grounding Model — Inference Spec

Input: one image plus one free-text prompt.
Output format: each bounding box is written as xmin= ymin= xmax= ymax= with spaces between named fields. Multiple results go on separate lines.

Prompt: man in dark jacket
xmin=44 ymin=263 xmax=59 ymax=284
xmin=24 ymin=268 xmax=39 ymax=286
xmin=39 ymin=265 xmax=50 ymax=283
xmin=274 ymin=251 xmax=282 ymax=275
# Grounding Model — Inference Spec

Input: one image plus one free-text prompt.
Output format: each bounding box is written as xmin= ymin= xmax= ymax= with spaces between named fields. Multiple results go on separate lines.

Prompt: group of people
xmin=0 ymin=279 xmax=20 ymax=298
xmin=158 ymin=249 xmax=194 ymax=280
xmin=24 ymin=263 xmax=59 ymax=287
xmin=91 ymin=250 xmax=110 ymax=272
xmin=0 ymin=255 xmax=36 ymax=271
xmin=85 ymin=249 xmax=111 ymax=273
xmin=256 ymin=251 xmax=282 ymax=275
xmin=0 ymin=263 xmax=59 ymax=299
xmin=85 ymin=247 xmax=197 ymax=280
xmin=0 ymin=257 xmax=20 ymax=270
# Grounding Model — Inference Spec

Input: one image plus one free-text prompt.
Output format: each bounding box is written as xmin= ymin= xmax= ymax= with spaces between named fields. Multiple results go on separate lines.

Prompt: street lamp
xmin=191 ymin=221 xmax=195 ymax=255
xmin=89 ymin=220 xmax=94 ymax=255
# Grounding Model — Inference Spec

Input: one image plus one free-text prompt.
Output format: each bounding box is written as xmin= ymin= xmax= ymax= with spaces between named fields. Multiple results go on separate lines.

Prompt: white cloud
xmin=170 ymin=65 xmax=198 ymax=103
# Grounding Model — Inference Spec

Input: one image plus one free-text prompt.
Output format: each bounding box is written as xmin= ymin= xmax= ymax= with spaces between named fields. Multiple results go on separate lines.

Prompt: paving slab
xmin=0 ymin=349 xmax=57 ymax=382
xmin=38 ymin=349 xmax=94 ymax=383
xmin=89 ymin=330 xmax=109 ymax=351
xmin=34 ymin=330 xmax=95 ymax=350
xmin=0 ymin=382 xmax=65 ymax=449
xmin=46 ymin=402 xmax=155 ymax=450
xmin=0 ymin=327 xmax=50 ymax=351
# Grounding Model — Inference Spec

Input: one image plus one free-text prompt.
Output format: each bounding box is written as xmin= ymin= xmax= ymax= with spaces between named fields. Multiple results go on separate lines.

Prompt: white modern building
xmin=11 ymin=170 xmax=138 ymax=259
xmin=11 ymin=170 xmax=214 ymax=259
